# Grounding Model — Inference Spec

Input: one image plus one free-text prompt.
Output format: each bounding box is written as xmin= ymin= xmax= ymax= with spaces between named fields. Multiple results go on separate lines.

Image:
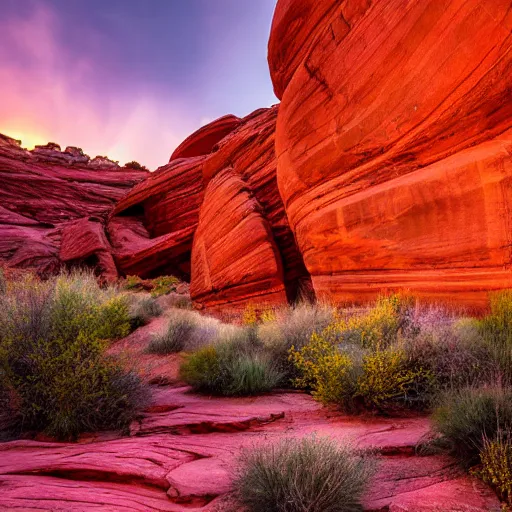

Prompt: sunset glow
xmin=0 ymin=0 xmax=277 ymax=169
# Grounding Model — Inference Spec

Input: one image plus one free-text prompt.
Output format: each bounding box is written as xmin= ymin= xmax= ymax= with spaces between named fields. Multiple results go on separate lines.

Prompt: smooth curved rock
xmin=169 ymin=115 xmax=242 ymax=161
xmin=202 ymin=106 xmax=313 ymax=304
xmin=109 ymin=157 xmax=205 ymax=278
xmin=268 ymin=0 xmax=371 ymax=99
xmin=273 ymin=0 xmax=512 ymax=307
xmin=190 ymin=167 xmax=288 ymax=311
xmin=0 ymin=385 xmax=500 ymax=511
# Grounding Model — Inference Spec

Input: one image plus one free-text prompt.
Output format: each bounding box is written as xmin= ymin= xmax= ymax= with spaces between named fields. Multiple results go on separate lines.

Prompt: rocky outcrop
xmin=108 ymin=107 xmax=311 ymax=308
xmin=0 ymin=385 xmax=500 ymax=511
xmin=191 ymin=168 xmax=287 ymax=312
xmin=271 ymin=0 xmax=512 ymax=307
xmin=108 ymin=156 xmax=206 ymax=279
xmin=0 ymin=135 xmax=147 ymax=276
xmin=169 ymin=115 xmax=242 ymax=161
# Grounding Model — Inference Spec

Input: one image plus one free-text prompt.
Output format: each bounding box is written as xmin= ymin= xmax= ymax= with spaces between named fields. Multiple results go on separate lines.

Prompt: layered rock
xmin=200 ymin=106 xmax=313 ymax=304
xmin=191 ymin=168 xmax=287 ymax=311
xmin=108 ymin=107 xmax=311 ymax=308
xmin=169 ymin=115 xmax=242 ymax=161
xmin=0 ymin=135 xmax=147 ymax=276
xmin=271 ymin=0 xmax=512 ymax=307
xmin=108 ymin=156 xmax=206 ymax=279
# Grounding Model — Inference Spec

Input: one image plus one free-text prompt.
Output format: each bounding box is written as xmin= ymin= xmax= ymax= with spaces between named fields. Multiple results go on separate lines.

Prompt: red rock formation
xmin=271 ymin=0 xmax=512 ymax=307
xmin=60 ymin=217 xmax=117 ymax=280
xmin=201 ymin=106 xmax=313 ymax=304
xmin=190 ymin=168 xmax=287 ymax=311
xmin=0 ymin=385 xmax=500 ymax=511
xmin=108 ymin=157 xmax=205 ymax=278
xmin=0 ymin=134 xmax=147 ymax=276
xmin=169 ymin=115 xmax=242 ymax=161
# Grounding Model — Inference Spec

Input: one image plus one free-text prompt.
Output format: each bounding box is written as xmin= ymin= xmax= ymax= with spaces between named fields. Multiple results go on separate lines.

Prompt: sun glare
xmin=0 ymin=128 xmax=49 ymax=150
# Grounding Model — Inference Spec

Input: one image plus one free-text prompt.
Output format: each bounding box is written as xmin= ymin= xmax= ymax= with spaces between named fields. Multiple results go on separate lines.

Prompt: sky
xmin=0 ymin=0 xmax=278 ymax=169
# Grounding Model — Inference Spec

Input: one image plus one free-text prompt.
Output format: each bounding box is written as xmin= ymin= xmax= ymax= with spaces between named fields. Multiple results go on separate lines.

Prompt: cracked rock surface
xmin=0 ymin=384 xmax=500 ymax=511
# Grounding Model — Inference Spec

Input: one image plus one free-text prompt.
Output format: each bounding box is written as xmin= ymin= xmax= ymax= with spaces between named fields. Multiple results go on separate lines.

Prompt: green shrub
xmin=180 ymin=335 xmax=282 ymax=396
xmin=403 ymin=316 xmax=494 ymax=399
xmin=129 ymin=296 xmax=163 ymax=329
xmin=475 ymin=434 xmax=512 ymax=507
xmin=339 ymin=294 xmax=410 ymax=349
xmin=151 ymin=276 xmax=179 ymax=297
xmin=356 ymin=347 xmax=432 ymax=410
xmin=432 ymin=386 xmax=512 ymax=468
xmin=124 ymin=275 xmax=144 ymax=291
xmin=257 ymin=303 xmax=336 ymax=381
xmin=290 ymin=328 xmax=431 ymax=412
xmin=233 ymin=436 xmax=375 ymax=512
xmin=478 ymin=290 xmax=512 ymax=383
xmin=225 ymin=353 xmax=283 ymax=396
xmin=146 ymin=313 xmax=196 ymax=354
xmin=0 ymin=270 xmax=148 ymax=440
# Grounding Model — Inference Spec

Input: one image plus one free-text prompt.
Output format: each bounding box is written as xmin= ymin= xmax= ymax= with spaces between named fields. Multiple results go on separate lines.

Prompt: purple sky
xmin=0 ymin=0 xmax=278 ymax=168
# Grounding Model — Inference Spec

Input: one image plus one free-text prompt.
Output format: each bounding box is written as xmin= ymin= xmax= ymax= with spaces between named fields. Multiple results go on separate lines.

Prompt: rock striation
xmin=270 ymin=0 xmax=512 ymax=308
xmin=107 ymin=109 xmax=312 ymax=309
xmin=2 ymin=0 xmax=512 ymax=309
xmin=169 ymin=115 xmax=242 ymax=162
xmin=0 ymin=385 xmax=500 ymax=511
xmin=0 ymin=135 xmax=147 ymax=276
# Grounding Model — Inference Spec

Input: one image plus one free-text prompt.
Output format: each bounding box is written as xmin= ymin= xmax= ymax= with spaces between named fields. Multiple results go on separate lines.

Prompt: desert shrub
xmin=356 ymin=347 xmax=432 ymax=409
xmin=290 ymin=330 xmax=357 ymax=408
xmin=402 ymin=312 xmax=494 ymax=399
xmin=257 ymin=303 xmax=336 ymax=381
xmin=180 ymin=334 xmax=282 ymax=396
xmin=124 ymin=160 xmax=148 ymax=171
xmin=146 ymin=312 xmax=197 ymax=354
xmin=151 ymin=276 xmax=179 ymax=297
xmin=0 ymin=271 xmax=147 ymax=440
xmin=478 ymin=291 xmax=512 ymax=383
xmin=129 ymin=296 xmax=163 ymax=329
xmin=339 ymin=294 xmax=412 ymax=349
xmin=124 ymin=275 xmax=144 ymax=291
xmin=242 ymin=303 xmax=258 ymax=325
xmin=290 ymin=329 xmax=431 ymax=412
xmin=475 ymin=434 xmax=512 ymax=507
xmin=234 ymin=436 xmax=375 ymax=512
xmin=432 ymin=386 xmax=512 ymax=467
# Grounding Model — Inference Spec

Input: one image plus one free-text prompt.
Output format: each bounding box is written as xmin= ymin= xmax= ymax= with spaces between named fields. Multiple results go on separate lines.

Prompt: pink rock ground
xmin=0 ymin=384 xmax=500 ymax=511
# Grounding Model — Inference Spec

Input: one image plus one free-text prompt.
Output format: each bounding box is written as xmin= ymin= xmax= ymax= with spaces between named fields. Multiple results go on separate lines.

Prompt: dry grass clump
xmin=180 ymin=327 xmax=283 ymax=396
xmin=0 ymin=270 xmax=148 ymax=440
xmin=233 ymin=436 xmax=375 ymax=512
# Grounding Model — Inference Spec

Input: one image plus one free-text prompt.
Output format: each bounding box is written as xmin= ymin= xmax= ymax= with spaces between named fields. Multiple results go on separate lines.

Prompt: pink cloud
xmin=0 ymin=2 xmax=195 ymax=169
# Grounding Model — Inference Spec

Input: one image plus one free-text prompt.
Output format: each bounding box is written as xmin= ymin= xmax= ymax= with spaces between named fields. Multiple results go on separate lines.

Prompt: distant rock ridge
xmin=0 ymin=132 xmax=148 ymax=277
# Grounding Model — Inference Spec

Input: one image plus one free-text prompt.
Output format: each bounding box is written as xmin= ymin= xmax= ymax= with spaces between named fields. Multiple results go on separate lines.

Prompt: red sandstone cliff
xmin=2 ymin=0 xmax=512 ymax=310
xmin=269 ymin=0 xmax=512 ymax=308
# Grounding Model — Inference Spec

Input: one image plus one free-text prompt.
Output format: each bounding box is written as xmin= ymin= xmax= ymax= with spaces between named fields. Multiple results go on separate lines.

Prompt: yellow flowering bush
xmin=289 ymin=294 xmax=432 ymax=411
xmin=341 ymin=294 xmax=409 ymax=348
xmin=242 ymin=303 xmax=259 ymax=325
xmin=289 ymin=331 xmax=356 ymax=406
xmin=477 ymin=436 xmax=512 ymax=508
xmin=357 ymin=347 xmax=432 ymax=409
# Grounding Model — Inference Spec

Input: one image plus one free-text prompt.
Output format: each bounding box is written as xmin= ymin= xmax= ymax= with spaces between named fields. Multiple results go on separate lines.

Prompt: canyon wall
xmin=2 ymin=0 xmax=512 ymax=311
xmin=0 ymin=135 xmax=147 ymax=278
xmin=269 ymin=0 xmax=512 ymax=308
